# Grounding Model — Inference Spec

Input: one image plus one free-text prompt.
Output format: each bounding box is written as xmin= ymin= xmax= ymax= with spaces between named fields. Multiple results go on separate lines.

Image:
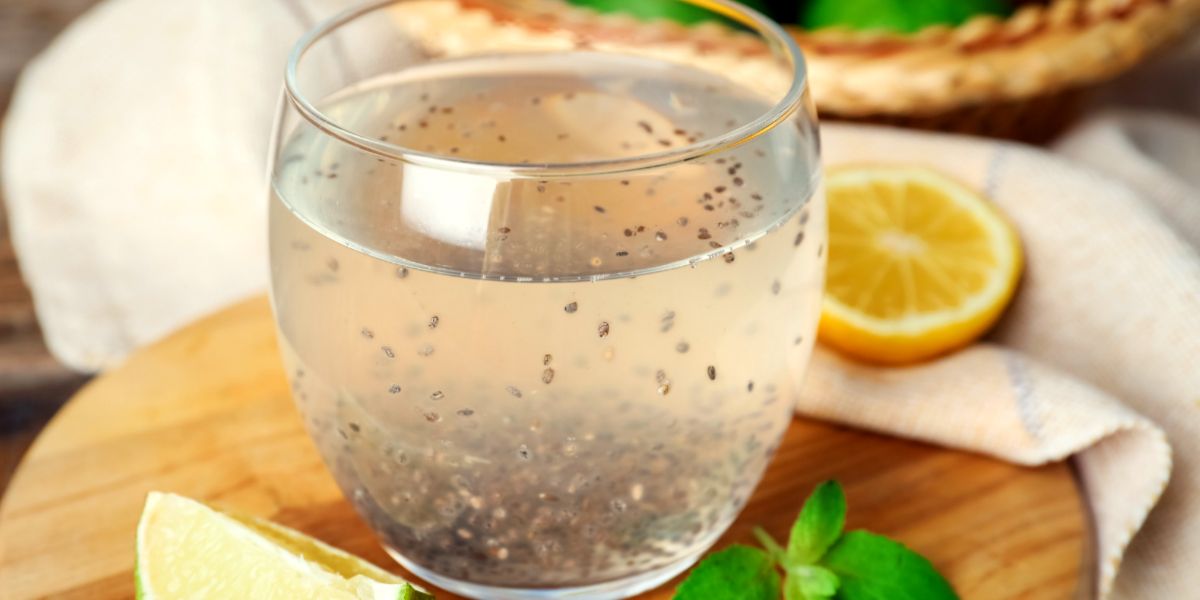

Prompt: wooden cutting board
xmin=0 ymin=297 xmax=1088 ymax=599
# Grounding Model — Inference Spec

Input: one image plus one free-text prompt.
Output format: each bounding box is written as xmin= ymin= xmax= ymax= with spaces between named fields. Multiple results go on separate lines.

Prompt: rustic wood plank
xmin=0 ymin=297 xmax=1088 ymax=599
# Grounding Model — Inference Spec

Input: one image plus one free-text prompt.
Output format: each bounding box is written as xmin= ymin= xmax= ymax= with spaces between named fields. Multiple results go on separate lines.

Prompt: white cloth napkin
xmin=3 ymin=1 xmax=1198 ymax=597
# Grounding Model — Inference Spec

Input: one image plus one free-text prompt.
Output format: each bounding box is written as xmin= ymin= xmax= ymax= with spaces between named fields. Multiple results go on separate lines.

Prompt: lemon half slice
xmin=820 ymin=165 xmax=1023 ymax=364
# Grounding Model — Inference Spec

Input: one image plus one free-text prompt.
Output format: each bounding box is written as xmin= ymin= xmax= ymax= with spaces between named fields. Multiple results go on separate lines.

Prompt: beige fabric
xmin=810 ymin=124 xmax=1196 ymax=597
xmin=2 ymin=0 xmax=1198 ymax=597
xmin=0 ymin=0 xmax=313 ymax=370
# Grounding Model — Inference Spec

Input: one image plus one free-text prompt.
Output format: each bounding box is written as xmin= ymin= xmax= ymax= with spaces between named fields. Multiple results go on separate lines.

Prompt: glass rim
xmin=283 ymin=0 xmax=809 ymax=178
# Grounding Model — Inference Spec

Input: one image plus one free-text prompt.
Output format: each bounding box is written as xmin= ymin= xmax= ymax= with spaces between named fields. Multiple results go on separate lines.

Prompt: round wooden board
xmin=0 ymin=297 xmax=1088 ymax=599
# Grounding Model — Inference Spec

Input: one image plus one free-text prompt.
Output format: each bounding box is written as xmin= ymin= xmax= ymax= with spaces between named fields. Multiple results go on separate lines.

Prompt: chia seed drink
xmin=270 ymin=49 xmax=823 ymax=598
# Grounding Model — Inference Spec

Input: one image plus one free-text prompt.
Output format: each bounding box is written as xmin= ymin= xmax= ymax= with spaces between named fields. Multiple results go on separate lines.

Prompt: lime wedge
xmin=135 ymin=492 xmax=433 ymax=599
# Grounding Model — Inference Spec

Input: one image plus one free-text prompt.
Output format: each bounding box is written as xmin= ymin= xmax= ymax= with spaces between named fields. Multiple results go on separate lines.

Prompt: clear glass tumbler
xmin=268 ymin=1 xmax=824 ymax=598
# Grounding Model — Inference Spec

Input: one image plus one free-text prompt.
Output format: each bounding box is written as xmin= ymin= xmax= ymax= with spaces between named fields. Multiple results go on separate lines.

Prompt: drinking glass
xmin=268 ymin=1 xmax=824 ymax=598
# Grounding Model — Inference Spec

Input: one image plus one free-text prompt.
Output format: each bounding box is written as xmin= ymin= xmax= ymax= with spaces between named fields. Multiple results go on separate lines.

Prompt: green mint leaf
xmin=800 ymin=0 xmax=1009 ymax=33
xmin=568 ymin=0 xmax=767 ymax=25
xmin=672 ymin=545 xmax=780 ymax=600
xmin=788 ymin=480 xmax=846 ymax=565
xmin=822 ymin=531 xmax=958 ymax=600
xmin=785 ymin=564 xmax=840 ymax=600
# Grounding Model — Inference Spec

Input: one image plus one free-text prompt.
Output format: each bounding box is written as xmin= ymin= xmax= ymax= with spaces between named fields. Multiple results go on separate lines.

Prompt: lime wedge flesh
xmin=136 ymin=492 xmax=433 ymax=599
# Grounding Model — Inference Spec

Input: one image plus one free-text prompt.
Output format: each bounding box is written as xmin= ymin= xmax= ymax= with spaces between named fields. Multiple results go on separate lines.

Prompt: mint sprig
xmin=674 ymin=481 xmax=958 ymax=600
xmin=672 ymin=545 xmax=780 ymax=600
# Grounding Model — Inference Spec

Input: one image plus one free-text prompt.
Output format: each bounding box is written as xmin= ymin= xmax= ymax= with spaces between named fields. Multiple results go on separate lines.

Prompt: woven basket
xmin=796 ymin=0 xmax=1200 ymax=142
xmin=460 ymin=0 xmax=1199 ymax=141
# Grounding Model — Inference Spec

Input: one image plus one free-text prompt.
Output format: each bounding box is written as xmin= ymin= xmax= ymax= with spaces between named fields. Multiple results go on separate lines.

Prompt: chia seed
xmin=707 ymin=366 xmax=717 ymax=380
xmin=564 ymin=302 xmax=578 ymax=314
xmin=598 ymin=321 xmax=610 ymax=338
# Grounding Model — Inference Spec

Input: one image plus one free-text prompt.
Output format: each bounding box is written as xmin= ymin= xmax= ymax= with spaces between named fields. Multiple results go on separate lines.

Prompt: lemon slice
xmin=136 ymin=492 xmax=432 ymax=600
xmin=820 ymin=165 xmax=1023 ymax=364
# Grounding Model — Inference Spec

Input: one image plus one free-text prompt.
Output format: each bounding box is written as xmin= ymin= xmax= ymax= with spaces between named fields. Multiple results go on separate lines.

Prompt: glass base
xmin=385 ymin=544 xmax=709 ymax=600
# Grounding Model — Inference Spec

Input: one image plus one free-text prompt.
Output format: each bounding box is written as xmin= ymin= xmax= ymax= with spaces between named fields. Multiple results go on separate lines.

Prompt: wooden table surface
xmin=0 ymin=297 xmax=1089 ymax=600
